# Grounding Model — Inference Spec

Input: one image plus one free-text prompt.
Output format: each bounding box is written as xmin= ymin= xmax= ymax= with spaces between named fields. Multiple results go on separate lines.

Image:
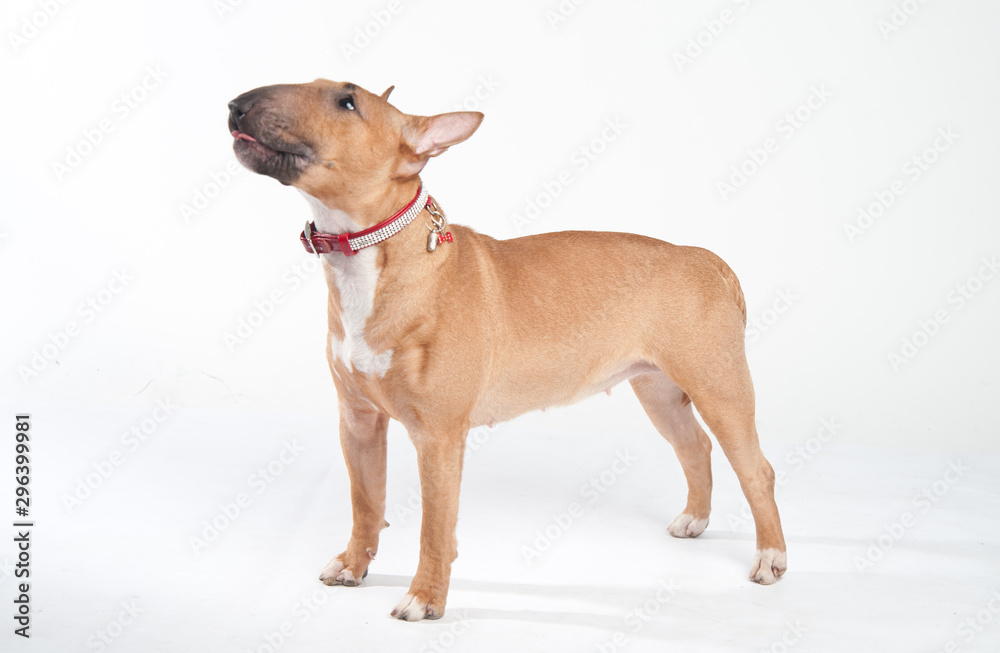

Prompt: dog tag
xmin=427 ymin=230 xmax=438 ymax=252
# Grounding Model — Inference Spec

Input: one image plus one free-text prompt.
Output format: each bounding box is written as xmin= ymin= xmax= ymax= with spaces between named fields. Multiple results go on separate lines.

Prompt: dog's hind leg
xmin=690 ymin=382 xmax=787 ymax=584
xmin=661 ymin=349 xmax=787 ymax=584
xmin=643 ymin=247 xmax=785 ymax=583
xmin=630 ymin=372 xmax=713 ymax=538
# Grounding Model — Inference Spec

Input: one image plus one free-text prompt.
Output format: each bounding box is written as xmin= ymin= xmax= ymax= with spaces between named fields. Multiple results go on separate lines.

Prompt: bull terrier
xmin=227 ymin=79 xmax=786 ymax=621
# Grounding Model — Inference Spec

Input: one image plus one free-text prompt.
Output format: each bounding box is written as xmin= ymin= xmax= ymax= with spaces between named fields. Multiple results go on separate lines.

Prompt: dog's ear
xmin=410 ymin=112 xmax=484 ymax=157
xmin=380 ymin=85 xmax=395 ymax=101
xmin=396 ymin=112 xmax=484 ymax=178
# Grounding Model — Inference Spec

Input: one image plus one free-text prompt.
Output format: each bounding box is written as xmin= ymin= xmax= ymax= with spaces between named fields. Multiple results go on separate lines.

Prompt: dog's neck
xmin=296 ymin=180 xmax=448 ymax=276
xmin=298 ymin=190 xmax=361 ymax=235
xmin=298 ymin=181 xmax=453 ymax=377
xmin=297 ymin=179 xmax=424 ymax=239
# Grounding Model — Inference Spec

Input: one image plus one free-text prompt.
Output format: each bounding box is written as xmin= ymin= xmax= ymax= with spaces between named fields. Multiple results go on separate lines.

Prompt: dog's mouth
xmin=230 ymin=119 xmax=312 ymax=185
xmin=231 ymin=128 xmax=293 ymax=161
xmin=232 ymin=130 xmax=260 ymax=145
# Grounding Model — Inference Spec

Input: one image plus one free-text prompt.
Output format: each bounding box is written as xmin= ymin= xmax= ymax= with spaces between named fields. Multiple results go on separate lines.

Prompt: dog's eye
xmin=338 ymin=96 xmax=356 ymax=111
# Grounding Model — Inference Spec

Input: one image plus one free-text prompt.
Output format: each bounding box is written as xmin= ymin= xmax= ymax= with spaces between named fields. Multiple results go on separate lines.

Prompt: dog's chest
xmin=323 ymin=251 xmax=393 ymax=378
xmin=302 ymin=191 xmax=393 ymax=378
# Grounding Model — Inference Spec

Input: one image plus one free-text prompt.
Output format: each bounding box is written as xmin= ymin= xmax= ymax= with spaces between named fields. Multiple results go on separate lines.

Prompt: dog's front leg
xmin=391 ymin=424 xmax=467 ymax=621
xmin=319 ymin=402 xmax=389 ymax=587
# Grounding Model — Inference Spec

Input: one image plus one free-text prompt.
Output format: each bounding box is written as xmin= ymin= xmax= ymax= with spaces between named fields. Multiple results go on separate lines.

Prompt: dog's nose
xmin=229 ymin=92 xmax=261 ymax=130
xmin=228 ymin=99 xmax=248 ymax=126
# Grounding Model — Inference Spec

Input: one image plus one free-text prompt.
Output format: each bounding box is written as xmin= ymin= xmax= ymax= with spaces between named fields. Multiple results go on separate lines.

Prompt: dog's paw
xmin=667 ymin=513 xmax=709 ymax=538
xmin=318 ymin=554 xmax=368 ymax=587
xmin=390 ymin=590 xmax=445 ymax=621
xmin=749 ymin=548 xmax=787 ymax=585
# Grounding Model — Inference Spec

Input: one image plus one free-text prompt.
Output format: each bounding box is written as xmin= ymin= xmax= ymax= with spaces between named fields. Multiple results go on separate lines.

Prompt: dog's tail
xmin=718 ymin=260 xmax=747 ymax=326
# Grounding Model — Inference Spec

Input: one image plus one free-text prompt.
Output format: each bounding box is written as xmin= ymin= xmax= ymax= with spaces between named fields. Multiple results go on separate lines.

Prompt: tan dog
xmin=228 ymin=79 xmax=786 ymax=621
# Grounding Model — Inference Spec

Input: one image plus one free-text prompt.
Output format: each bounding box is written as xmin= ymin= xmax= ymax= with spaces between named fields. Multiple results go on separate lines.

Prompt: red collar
xmin=300 ymin=185 xmax=430 ymax=256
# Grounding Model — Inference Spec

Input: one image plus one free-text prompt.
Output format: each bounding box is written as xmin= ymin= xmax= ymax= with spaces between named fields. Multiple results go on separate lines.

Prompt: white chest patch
xmin=301 ymin=191 xmax=393 ymax=378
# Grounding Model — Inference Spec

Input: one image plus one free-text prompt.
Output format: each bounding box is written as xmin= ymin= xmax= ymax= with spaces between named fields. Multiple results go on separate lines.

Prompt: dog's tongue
xmin=232 ymin=130 xmax=258 ymax=143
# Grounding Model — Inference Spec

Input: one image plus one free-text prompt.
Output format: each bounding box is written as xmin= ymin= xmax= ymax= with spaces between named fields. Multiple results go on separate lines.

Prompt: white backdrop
xmin=1 ymin=1 xmax=1000 ymax=651
xmin=1 ymin=0 xmax=998 ymax=451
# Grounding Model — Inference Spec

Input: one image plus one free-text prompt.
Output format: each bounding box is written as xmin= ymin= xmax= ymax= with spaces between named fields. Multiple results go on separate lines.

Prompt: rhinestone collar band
xmin=300 ymin=185 xmax=430 ymax=257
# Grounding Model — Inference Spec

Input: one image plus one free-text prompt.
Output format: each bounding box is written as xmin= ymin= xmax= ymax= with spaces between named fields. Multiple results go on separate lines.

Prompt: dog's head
xmin=228 ymin=80 xmax=482 ymax=206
